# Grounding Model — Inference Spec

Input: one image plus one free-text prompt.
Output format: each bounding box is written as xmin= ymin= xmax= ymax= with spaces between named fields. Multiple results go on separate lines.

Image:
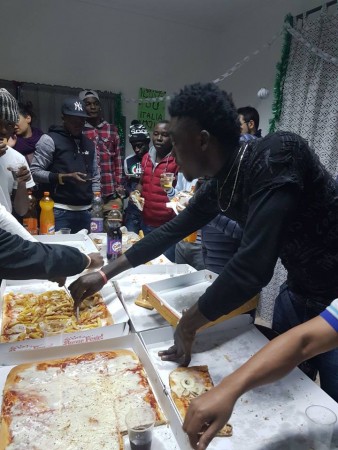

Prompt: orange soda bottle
xmin=39 ymin=191 xmax=55 ymax=235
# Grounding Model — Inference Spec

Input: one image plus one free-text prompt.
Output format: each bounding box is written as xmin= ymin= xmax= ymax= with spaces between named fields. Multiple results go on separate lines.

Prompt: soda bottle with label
xmin=39 ymin=191 xmax=55 ymax=235
xmin=90 ymin=191 xmax=104 ymax=233
xmin=107 ymin=205 xmax=122 ymax=261
xmin=23 ymin=190 xmax=38 ymax=235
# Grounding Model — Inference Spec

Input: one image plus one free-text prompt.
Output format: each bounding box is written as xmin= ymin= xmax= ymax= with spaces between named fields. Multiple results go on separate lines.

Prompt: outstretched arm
xmin=183 ymin=314 xmax=338 ymax=450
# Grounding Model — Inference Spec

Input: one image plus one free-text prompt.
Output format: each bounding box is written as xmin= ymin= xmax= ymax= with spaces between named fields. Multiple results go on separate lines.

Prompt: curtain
xmin=258 ymin=6 xmax=338 ymax=323
xmin=0 ymin=80 xmax=124 ymax=153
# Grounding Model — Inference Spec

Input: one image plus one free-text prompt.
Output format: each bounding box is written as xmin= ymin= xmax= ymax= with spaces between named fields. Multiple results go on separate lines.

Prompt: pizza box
xmin=0 ymin=278 xmax=129 ymax=353
xmin=140 ymin=316 xmax=338 ymax=450
xmin=36 ymin=231 xmax=98 ymax=254
xmin=0 ymin=332 xmax=187 ymax=449
xmin=112 ymin=264 xmax=196 ymax=332
xmin=142 ymin=269 xmax=258 ymax=331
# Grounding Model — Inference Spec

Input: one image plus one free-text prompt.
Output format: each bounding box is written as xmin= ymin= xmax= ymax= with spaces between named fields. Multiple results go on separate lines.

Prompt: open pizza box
xmin=0 ymin=278 xmax=129 ymax=353
xmin=139 ymin=316 xmax=338 ymax=449
xmin=112 ymin=264 xmax=196 ymax=332
xmin=0 ymin=332 xmax=188 ymax=449
xmin=141 ymin=269 xmax=258 ymax=331
xmin=36 ymin=231 xmax=99 ymax=253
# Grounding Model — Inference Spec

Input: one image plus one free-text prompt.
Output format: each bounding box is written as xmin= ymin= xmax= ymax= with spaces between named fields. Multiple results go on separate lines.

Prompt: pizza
xmin=1 ymin=289 xmax=113 ymax=342
xmin=130 ymin=190 xmax=145 ymax=211
xmin=169 ymin=365 xmax=232 ymax=437
xmin=0 ymin=350 xmax=166 ymax=450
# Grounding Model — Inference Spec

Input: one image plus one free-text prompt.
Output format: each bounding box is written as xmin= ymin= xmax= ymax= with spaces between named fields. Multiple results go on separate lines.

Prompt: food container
xmin=0 ymin=278 xmax=129 ymax=353
xmin=36 ymin=231 xmax=98 ymax=253
xmin=142 ymin=269 xmax=258 ymax=330
xmin=112 ymin=265 xmax=196 ymax=332
xmin=0 ymin=333 xmax=185 ymax=449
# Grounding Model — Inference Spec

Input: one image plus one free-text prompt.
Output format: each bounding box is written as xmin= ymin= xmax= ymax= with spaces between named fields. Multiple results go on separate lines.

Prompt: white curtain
xmin=258 ymin=6 xmax=338 ymax=323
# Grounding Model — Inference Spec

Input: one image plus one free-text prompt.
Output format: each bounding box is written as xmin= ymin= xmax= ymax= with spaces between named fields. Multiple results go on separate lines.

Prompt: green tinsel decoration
xmin=114 ymin=92 xmax=125 ymax=150
xmin=269 ymin=14 xmax=293 ymax=133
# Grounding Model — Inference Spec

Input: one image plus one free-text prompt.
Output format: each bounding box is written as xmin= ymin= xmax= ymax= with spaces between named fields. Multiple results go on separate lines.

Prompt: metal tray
xmin=0 ymin=278 xmax=129 ymax=353
xmin=0 ymin=333 xmax=184 ymax=449
xmin=143 ymin=270 xmax=258 ymax=329
xmin=112 ymin=265 xmax=196 ymax=332
xmin=140 ymin=316 xmax=338 ymax=450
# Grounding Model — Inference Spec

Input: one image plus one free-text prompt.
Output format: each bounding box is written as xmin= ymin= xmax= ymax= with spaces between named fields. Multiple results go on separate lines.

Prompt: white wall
xmin=1 ymin=0 xmax=322 ymax=148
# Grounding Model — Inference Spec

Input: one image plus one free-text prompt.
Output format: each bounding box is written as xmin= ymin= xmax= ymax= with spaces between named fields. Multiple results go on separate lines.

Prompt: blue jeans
xmin=272 ymin=283 xmax=338 ymax=402
xmin=54 ymin=208 xmax=91 ymax=233
xmin=125 ymin=209 xmax=142 ymax=234
xmin=141 ymin=222 xmax=176 ymax=263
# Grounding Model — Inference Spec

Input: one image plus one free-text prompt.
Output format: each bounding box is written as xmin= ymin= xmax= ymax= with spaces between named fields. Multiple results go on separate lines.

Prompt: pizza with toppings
xmin=169 ymin=365 xmax=232 ymax=437
xmin=0 ymin=350 xmax=166 ymax=449
xmin=1 ymin=290 xmax=113 ymax=342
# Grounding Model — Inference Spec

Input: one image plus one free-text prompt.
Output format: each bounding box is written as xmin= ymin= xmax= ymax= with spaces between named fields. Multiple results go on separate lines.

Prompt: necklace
xmin=217 ymin=144 xmax=248 ymax=213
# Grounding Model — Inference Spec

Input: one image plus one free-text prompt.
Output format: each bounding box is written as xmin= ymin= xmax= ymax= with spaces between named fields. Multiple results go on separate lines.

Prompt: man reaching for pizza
xmin=0 ymin=89 xmax=103 ymax=282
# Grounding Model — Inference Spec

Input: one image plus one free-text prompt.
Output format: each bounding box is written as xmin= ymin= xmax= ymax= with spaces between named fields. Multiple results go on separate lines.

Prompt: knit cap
xmin=128 ymin=120 xmax=150 ymax=142
xmin=0 ymin=89 xmax=19 ymax=123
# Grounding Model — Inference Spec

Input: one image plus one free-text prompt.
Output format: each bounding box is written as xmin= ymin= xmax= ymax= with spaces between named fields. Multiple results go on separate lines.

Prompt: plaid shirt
xmin=84 ymin=120 xmax=123 ymax=198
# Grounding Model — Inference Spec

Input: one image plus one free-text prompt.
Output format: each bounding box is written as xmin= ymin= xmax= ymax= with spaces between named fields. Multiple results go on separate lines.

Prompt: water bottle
xmin=107 ymin=205 xmax=122 ymax=261
xmin=90 ymin=192 xmax=104 ymax=233
xmin=23 ymin=190 xmax=38 ymax=235
xmin=39 ymin=191 xmax=55 ymax=235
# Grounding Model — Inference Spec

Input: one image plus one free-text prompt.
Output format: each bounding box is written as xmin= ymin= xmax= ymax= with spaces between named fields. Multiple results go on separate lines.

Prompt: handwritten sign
xmin=137 ymin=87 xmax=166 ymax=132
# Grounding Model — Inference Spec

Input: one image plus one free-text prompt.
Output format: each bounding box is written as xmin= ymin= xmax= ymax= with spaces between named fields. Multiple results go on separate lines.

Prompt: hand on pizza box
xmin=183 ymin=383 xmax=234 ymax=450
xmin=158 ymin=312 xmax=196 ymax=367
xmin=69 ymin=271 xmax=106 ymax=309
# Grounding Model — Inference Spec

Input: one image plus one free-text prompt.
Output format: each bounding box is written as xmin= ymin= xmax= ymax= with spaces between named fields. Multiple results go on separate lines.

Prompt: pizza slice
xmin=169 ymin=365 xmax=232 ymax=437
xmin=130 ymin=190 xmax=145 ymax=211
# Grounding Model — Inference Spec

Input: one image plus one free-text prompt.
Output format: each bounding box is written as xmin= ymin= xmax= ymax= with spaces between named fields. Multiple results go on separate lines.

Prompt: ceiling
xmin=75 ymin=0 xmax=291 ymax=32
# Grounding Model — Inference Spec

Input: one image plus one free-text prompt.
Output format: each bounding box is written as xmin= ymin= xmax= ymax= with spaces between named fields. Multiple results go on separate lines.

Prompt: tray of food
xmin=0 ymin=278 xmax=129 ymax=352
xmin=36 ymin=231 xmax=98 ymax=254
xmin=140 ymin=316 xmax=338 ymax=449
xmin=112 ymin=265 xmax=196 ymax=332
xmin=0 ymin=333 xmax=186 ymax=449
xmin=142 ymin=270 xmax=258 ymax=330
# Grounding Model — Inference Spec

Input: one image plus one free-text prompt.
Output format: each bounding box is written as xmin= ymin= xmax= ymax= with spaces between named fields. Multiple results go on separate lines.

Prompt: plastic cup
xmin=39 ymin=320 xmax=70 ymax=347
xmin=125 ymin=404 xmax=155 ymax=450
xmin=60 ymin=228 xmax=71 ymax=234
xmin=305 ymin=405 xmax=337 ymax=450
xmin=162 ymin=172 xmax=174 ymax=189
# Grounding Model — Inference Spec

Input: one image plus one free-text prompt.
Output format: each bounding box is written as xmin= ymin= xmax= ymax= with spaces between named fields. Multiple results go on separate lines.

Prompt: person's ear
xmin=200 ymin=130 xmax=210 ymax=151
xmin=26 ymin=115 xmax=32 ymax=125
xmin=248 ymin=120 xmax=255 ymax=131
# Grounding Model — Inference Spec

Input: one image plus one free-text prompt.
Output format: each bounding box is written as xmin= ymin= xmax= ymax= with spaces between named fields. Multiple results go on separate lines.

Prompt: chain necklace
xmin=217 ymin=144 xmax=248 ymax=213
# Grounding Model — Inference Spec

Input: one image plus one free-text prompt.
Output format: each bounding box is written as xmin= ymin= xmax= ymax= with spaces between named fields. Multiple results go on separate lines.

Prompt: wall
xmin=0 ymin=0 xmax=323 ymax=149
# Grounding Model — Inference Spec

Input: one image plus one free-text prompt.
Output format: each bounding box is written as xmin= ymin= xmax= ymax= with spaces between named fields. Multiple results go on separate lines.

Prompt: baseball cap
xmin=61 ymin=98 xmax=90 ymax=117
xmin=79 ymin=90 xmax=100 ymax=102
xmin=128 ymin=120 xmax=150 ymax=142
xmin=0 ymin=89 xmax=19 ymax=123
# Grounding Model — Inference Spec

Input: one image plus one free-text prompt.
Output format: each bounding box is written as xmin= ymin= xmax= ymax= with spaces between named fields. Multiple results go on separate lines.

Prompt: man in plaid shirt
xmin=79 ymin=90 xmax=124 ymax=226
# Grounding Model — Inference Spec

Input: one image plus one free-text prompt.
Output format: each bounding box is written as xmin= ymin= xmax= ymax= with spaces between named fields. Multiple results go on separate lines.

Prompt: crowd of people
xmin=1 ymin=82 xmax=338 ymax=450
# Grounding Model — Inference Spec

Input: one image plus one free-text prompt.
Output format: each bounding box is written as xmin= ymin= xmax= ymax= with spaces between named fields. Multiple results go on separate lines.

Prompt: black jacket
xmin=31 ymin=126 xmax=97 ymax=206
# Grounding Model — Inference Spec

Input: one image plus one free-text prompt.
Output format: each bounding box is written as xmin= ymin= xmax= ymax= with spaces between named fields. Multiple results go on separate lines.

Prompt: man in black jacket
xmin=31 ymin=98 xmax=100 ymax=233
xmin=70 ymin=83 xmax=338 ymax=400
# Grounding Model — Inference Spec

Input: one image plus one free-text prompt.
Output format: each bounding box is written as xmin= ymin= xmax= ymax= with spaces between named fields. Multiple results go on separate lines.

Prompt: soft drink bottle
xmin=107 ymin=205 xmax=122 ymax=261
xmin=23 ymin=190 xmax=38 ymax=235
xmin=39 ymin=191 xmax=55 ymax=235
xmin=90 ymin=191 xmax=104 ymax=233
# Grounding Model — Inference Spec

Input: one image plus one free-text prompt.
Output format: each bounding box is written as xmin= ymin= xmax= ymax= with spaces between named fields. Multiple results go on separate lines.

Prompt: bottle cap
xmin=112 ymin=204 xmax=119 ymax=209
xmin=43 ymin=192 xmax=50 ymax=196
xmin=94 ymin=191 xmax=101 ymax=196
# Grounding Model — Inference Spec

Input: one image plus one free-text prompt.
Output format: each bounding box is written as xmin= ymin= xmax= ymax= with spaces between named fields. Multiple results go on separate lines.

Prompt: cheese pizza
xmin=169 ymin=365 xmax=232 ymax=437
xmin=1 ymin=290 xmax=113 ymax=342
xmin=0 ymin=350 xmax=166 ymax=450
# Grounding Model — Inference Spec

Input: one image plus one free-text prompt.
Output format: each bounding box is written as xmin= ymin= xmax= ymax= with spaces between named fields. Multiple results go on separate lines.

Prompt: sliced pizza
xmin=169 ymin=365 xmax=232 ymax=437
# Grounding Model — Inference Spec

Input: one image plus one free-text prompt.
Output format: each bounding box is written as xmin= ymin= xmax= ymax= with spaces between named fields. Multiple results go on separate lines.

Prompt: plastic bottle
xmin=39 ymin=191 xmax=55 ymax=235
xmin=90 ymin=192 xmax=104 ymax=233
xmin=107 ymin=205 xmax=122 ymax=261
xmin=23 ymin=190 xmax=38 ymax=235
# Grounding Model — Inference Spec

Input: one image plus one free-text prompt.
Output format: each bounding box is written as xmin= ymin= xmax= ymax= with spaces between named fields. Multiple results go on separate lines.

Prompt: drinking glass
xmin=125 ymin=404 xmax=155 ymax=450
xmin=305 ymin=404 xmax=337 ymax=450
